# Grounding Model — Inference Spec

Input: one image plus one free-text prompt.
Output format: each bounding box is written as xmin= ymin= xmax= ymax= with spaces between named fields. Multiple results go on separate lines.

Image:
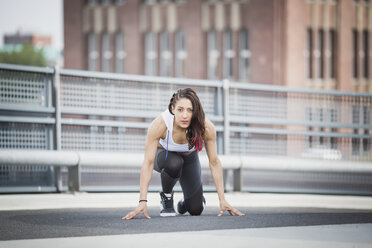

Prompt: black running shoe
xmin=160 ymin=192 xmax=176 ymax=217
xmin=177 ymin=198 xmax=187 ymax=215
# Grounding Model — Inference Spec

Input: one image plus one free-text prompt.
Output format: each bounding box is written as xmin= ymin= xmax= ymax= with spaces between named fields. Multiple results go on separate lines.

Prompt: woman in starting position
xmin=122 ymin=88 xmax=244 ymax=219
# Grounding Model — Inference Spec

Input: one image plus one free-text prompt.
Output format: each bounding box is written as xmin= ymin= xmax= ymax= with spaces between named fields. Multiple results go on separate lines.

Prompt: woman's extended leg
xmin=154 ymin=147 xmax=184 ymax=216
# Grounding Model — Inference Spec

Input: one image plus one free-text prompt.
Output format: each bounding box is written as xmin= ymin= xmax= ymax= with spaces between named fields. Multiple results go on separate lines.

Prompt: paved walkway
xmin=1 ymin=192 xmax=372 ymax=211
xmin=1 ymin=223 xmax=372 ymax=248
xmin=1 ymin=192 xmax=372 ymax=248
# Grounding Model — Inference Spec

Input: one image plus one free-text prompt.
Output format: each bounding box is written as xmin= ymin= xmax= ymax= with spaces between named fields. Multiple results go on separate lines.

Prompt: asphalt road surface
xmin=1 ymin=207 xmax=372 ymax=241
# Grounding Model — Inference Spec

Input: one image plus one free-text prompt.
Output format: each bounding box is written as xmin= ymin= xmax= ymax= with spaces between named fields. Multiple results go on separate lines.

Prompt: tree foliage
xmin=0 ymin=44 xmax=47 ymax=67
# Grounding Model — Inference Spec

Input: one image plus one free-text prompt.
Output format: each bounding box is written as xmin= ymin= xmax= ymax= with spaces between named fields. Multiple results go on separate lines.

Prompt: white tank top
xmin=159 ymin=109 xmax=195 ymax=154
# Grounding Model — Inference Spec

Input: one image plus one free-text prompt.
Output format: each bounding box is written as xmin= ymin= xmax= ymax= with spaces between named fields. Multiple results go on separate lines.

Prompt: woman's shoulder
xmin=148 ymin=114 xmax=167 ymax=139
xmin=204 ymin=117 xmax=216 ymax=138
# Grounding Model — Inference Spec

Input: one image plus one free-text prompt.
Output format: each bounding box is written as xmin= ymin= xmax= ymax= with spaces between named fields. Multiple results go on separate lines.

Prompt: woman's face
xmin=172 ymin=97 xmax=193 ymax=129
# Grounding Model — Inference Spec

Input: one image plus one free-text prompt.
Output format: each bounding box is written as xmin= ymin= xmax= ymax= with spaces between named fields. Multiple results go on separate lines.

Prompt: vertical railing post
xmin=53 ymin=65 xmax=63 ymax=192
xmin=223 ymin=79 xmax=230 ymax=155
xmin=68 ymin=153 xmax=81 ymax=192
xmin=216 ymin=86 xmax=224 ymax=154
xmin=222 ymin=79 xmax=242 ymax=191
xmin=222 ymin=79 xmax=230 ymax=190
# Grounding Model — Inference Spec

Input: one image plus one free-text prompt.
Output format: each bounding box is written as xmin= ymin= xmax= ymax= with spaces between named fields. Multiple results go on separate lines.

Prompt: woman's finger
xmin=232 ymin=208 xmax=245 ymax=216
xmin=122 ymin=213 xmax=133 ymax=220
xmin=122 ymin=211 xmax=137 ymax=220
xmin=144 ymin=210 xmax=151 ymax=219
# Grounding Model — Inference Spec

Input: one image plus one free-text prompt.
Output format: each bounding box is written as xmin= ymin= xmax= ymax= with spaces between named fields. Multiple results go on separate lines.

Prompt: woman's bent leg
xmin=154 ymin=148 xmax=184 ymax=193
xmin=179 ymin=152 xmax=205 ymax=216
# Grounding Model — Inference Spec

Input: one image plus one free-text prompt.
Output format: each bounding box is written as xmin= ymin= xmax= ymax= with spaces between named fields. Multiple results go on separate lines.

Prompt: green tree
xmin=0 ymin=44 xmax=47 ymax=67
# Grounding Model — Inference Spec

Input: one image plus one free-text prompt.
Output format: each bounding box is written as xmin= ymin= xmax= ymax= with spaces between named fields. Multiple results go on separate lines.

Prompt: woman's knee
xmin=188 ymin=205 xmax=204 ymax=216
xmin=163 ymin=153 xmax=184 ymax=178
xmin=185 ymin=194 xmax=205 ymax=216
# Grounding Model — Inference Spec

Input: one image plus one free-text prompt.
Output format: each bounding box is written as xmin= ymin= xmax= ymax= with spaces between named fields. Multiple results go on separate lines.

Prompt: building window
xmin=306 ymin=28 xmax=313 ymax=79
xmin=316 ymin=108 xmax=325 ymax=145
xmin=352 ymin=105 xmax=360 ymax=155
xmin=306 ymin=107 xmax=313 ymax=148
xmin=115 ymin=0 xmax=124 ymax=5
xmin=88 ymin=32 xmax=98 ymax=71
xmin=306 ymin=1 xmax=338 ymax=83
xmin=353 ymin=29 xmax=359 ymax=79
xmin=362 ymin=106 xmax=371 ymax=152
xmin=239 ymin=28 xmax=250 ymax=82
xmin=145 ymin=32 xmax=157 ymax=76
xmin=207 ymin=30 xmax=219 ymax=80
xmin=102 ymin=0 xmax=111 ymax=5
xmin=115 ymin=31 xmax=125 ymax=73
xmin=88 ymin=0 xmax=98 ymax=5
xmin=328 ymin=108 xmax=337 ymax=149
xmin=318 ymin=29 xmax=324 ymax=79
xmin=329 ymin=29 xmax=336 ymax=79
xmin=363 ymin=30 xmax=369 ymax=79
xmin=175 ymin=30 xmax=186 ymax=77
xmin=223 ymin=29 xmax=234 ymax=79
xmin=102 ymin=32 xmax=112 ymax=72
xmin=160 ymin=31 xmax=172 ymax=77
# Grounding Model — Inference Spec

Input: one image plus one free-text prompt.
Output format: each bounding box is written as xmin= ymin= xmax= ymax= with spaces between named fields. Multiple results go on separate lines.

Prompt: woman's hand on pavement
xmin=218 ymin=200 xmax=245 ymax=216
xmin=122 ymin=202 xmax=151 ymax=220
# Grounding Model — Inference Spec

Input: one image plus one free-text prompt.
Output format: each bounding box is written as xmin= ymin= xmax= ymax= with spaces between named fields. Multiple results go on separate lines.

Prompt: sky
xmin=0 ymin=0 xmax=63 ymax=50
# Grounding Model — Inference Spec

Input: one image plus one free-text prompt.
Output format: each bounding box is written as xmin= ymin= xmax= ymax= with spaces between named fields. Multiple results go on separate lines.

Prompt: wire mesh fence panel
xmin=60 ymin=76 xmax=218 ymax=116
xmin=1 ymin=64 xmax=372 ymax=193
xmin=0 ymin=123 xmax=54 ymax=187
xmin=228 ymin=83 xmax=372 ymax=160
xmin=0 ymin=68 xmax=52 ymax=107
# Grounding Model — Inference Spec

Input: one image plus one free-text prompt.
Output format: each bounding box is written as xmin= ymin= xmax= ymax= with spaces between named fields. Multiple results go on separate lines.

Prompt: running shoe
xmin=160 ymin=191 xmax=176 ymax=217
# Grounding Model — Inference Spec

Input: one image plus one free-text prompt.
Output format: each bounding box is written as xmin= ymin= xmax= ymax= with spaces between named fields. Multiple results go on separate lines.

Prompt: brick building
xmin=4 ymin=32 xmax=52 ymax=47
xmin=64 ymin=0 xmax=372 ymax=93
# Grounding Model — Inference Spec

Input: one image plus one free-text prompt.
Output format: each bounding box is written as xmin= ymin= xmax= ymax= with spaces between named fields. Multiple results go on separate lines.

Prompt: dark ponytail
xmin=168 ymin=88 xmax=205 ymax=152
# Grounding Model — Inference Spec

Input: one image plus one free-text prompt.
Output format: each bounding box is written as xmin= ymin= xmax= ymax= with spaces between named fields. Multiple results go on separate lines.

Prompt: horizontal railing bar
xmin=0 ymin=150 xmax=79 ymax=167
xmin=61 ymin=108 xmax=160 ymax=118
xmin=229 ymin=81 xmax=372 ymax=97
xmin=61 ymin=118 xmax=224 ymax=132
xmin=1 ymin=150 xmax=371 ymax=173
xmin=0 ymin=116 xmax=55 ymax=124
xmin=60 ymin=68 xmax=222 ymax=88
xmin=61 ymin=118 xmax=150 ymax=128
xmin=229 ymin=116 xmax=372 ymax=129
xmin=61 ymin=107 xmax=224 ymax=122
xmin=240 ymin=155 xmax=372 ymax=173
xmin=230 ymin=126 xmax=372 ymax=138
xmin=0 ymin=63 xmax=54 ymax=74
xmin=0 ymin=104 xmax=55 ymax=113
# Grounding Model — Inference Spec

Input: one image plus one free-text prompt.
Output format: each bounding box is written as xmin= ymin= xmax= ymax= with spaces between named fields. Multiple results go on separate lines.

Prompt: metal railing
xmin=1 ymin=63 xmax=372 ymax=194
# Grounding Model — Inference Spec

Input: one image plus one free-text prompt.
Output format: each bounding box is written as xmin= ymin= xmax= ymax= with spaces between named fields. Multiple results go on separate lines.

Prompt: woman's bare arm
xmin=122 ymin=116 xmax=166 ymax=220
xmin=204 ymin=118 xmax=244 ymax=216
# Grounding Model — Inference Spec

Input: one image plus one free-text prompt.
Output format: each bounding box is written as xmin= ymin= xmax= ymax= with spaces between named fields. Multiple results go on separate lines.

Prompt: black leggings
xmin=154 ymin=147 xmax=205 ymax=215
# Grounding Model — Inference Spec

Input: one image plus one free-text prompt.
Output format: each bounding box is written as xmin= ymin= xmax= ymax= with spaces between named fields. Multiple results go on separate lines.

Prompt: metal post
xmin=233 ymin=168 xmax=242 ymax=191
xmin=223 ymin=79 xmax=242 ymax=191
xmin=68 ymin=154 xmax=81 ymax=192
xmin=216 ymin=86 xmax=224 ymax=154
xmin=53 ymin=65 xmax=63 ymax=192
xmin=223 ymin=79 xmax=230 ymax=155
